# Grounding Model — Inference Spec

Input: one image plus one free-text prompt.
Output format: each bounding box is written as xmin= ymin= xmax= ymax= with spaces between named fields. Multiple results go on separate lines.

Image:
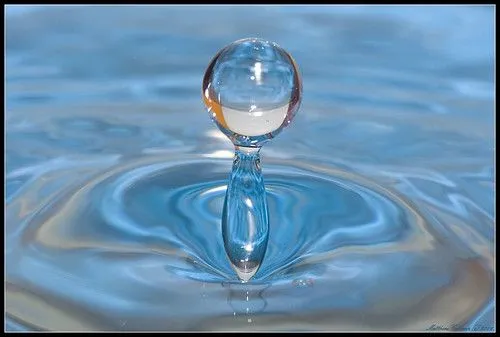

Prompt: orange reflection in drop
xmin=203 ymin=85 xmax=228 ymax=130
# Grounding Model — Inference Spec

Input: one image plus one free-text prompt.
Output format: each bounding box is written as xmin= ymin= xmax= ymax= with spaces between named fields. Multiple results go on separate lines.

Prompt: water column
xmin=202 ymin=38 xmax=302 ymax=281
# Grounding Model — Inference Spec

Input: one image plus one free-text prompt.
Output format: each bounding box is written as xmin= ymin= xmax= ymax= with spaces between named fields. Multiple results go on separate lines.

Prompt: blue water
xmin=5 ymin=5 xmax=495 ymax=332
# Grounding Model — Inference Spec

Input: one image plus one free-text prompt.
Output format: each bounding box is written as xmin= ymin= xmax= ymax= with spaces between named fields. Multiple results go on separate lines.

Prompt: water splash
xmin=203 ymin=38 xmax=302 ymax=281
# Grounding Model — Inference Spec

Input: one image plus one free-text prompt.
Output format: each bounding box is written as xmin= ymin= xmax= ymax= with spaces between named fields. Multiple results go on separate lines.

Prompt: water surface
xmin=5 ymin=5 xmax=495 ymax=332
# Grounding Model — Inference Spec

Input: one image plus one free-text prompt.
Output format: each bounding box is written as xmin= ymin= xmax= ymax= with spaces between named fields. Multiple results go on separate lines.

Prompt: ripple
xmin=5 ymin=155 xmax=493 ymax=331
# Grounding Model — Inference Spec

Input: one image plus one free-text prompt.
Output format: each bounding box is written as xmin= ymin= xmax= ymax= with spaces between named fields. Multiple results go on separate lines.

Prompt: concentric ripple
xmin=5 ymin=155 xmax=492 ymax=331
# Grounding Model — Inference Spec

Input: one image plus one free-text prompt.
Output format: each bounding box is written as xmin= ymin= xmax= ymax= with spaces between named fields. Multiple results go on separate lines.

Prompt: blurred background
xmin=6 ymin=5 xmax=494 ymax=169
xmin=5 ymin=5 xmax=495 ymax=332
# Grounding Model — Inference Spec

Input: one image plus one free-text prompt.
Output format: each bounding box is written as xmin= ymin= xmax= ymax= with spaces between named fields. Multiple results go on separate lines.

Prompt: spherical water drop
xmin=203 ymin=38 xmax=302 ymax=147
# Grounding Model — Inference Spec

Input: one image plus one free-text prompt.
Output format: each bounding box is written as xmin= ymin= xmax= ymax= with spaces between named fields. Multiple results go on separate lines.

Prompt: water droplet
xmin=203 ymin=37 xmax=302 ymax=147
xmin=202 ymin=38 xmax=302 ymax=282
